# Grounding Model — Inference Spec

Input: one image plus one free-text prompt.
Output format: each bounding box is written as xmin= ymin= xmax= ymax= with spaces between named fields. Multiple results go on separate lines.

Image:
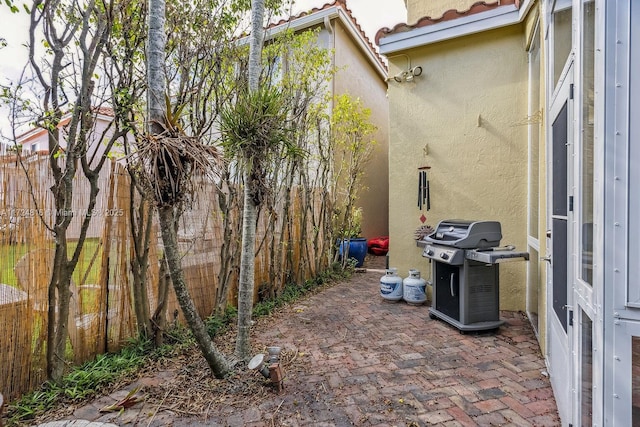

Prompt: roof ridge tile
xmin=376 ymin=0 xmax=519 ymax=45
xmin=267 ymin=0 xmax=387 ymax=72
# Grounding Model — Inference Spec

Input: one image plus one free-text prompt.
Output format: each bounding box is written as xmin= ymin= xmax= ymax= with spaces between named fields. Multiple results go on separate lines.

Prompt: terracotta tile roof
xmin=94 ymin=106 xmax=115 ymax=117
xmin=375 ymin=0 xmax=520 ymax=45
xmin=268 ymin=0 xmax=348 ymax=28
xmin=267 ymin=0 xmax=387 ymax=71
xmin=15 ymin=106 xmax=114 ymax=142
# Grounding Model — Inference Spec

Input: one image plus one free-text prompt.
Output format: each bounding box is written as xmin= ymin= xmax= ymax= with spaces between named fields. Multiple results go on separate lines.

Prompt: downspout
xmin=324 ymin=14 xmax=335 ymax=112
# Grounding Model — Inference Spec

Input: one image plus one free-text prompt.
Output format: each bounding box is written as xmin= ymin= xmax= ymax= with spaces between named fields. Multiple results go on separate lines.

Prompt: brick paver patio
xmin=42 ymin=256 xmax=559 ymax=426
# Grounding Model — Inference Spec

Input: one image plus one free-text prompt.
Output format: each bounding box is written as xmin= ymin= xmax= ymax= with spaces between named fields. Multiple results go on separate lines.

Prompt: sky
xmin=289 ymin=0 xmax=406 ymax=42
xmin=0 ymin=0 xmax=407 ymax=135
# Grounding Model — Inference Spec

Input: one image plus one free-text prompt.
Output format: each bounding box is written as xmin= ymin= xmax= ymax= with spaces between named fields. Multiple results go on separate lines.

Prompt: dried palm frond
xmin=131 ymin=125 xmax=222 ymax=207
xmin=99 ymin=386 xmax=145 ymax=413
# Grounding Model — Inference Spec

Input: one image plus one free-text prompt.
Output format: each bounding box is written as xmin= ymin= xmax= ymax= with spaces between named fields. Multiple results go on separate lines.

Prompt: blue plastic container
xmin=338 ymin=238 xmax=368 ymax=267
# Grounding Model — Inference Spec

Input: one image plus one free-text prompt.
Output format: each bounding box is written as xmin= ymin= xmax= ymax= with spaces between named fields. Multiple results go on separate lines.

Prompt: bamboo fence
xmin=0 ymin=156 xmax=327 ymax=402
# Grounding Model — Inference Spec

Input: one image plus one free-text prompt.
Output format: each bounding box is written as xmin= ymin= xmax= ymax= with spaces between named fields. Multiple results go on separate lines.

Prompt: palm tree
xmin=145 ymin=0 xmax=231 ymax=378
xmin=234 ymin=0 xmax=266 ymax=361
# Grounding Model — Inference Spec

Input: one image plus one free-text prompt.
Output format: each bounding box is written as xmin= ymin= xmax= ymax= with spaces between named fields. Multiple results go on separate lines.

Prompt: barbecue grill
xmin=420 ymin=219 xmax=529 ymax=332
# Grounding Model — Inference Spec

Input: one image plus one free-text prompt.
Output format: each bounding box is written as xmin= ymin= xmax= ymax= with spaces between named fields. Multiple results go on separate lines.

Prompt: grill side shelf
xmin=465 ymin=249 xmax=530 ymax=264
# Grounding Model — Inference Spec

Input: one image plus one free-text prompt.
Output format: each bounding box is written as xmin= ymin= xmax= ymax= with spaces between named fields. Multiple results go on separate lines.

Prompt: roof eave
xmin=336 ymin=8 xmax=388 ymax=81
xmin=378 ymin=4 xmax=520 ymax=55
xmin=16 ymin=111 xmax=113 ymax=144
xmin=16 ymin=127 xmax=44 ymax=144
xmin=264 ymin=6 xmax=336 ymax=37
xmin=264 ymin=6 xmax=388 ymax=81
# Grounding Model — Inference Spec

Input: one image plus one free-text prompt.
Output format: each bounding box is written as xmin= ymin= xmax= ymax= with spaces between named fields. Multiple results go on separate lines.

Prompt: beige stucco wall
xmin=406 ymin=0 xmax=480 ymax=23
xmin=333 ymin=19 xmax=390 ymax=238
xmin=386 ymin=24 xmax=529 ymax=311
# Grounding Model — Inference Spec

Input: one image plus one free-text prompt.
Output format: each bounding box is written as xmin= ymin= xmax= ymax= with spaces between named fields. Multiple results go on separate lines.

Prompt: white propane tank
xmin=403 ymin=269 xmax=427 ymax=305
xmin=380 ymin=268 xmax=403 ymax=301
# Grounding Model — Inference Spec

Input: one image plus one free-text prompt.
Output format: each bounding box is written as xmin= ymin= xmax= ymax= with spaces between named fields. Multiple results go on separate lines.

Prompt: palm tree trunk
xmin=148 ymin=0 xmax=230 ymax=376
xmin=247 ymin=0 xmax=265 ymax=93
xmin=235 ymin=0 xmax=265 ymax=361
xmin=158 ymin=206 xmax=231 ymax=377
xmin=147 ymin=0 xmax=166 ymax=136
xmin=235 ymin=169 xmax=259 ymax=359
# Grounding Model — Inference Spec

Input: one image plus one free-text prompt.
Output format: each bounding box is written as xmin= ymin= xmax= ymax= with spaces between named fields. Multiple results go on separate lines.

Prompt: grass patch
xmin=69 ymin=238 xmax=102 ymax=286
xmin=5 ymin=336 xmax=187 ymax=426
xmin=0 ymin=244 xmax=30 ymax=286
xmin=0 ymin=238 xmax=101 ymax=288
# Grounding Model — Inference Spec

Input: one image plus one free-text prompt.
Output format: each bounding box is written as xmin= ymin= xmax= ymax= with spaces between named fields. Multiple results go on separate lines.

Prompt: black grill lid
xmin=425 ymin=219 xmax=502 ymax=249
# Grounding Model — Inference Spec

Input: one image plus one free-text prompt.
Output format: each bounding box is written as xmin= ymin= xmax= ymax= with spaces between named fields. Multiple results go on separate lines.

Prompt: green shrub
xmin=252 ymin=263 xmax=353 ymax=318
xmin=205 ymin=305 xmax=237 ymax=337
xmin=6 ymin=337 xmax=173 ymax=426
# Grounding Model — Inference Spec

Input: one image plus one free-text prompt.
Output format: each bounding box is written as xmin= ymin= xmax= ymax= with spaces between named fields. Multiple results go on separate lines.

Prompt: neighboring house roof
xmin=0 ymin=150 xmax=49 ymax=164
xmin=15 ymin=107 xmax=115 ymax=147
xmin=376 ymin=0 xmax=533 ymax=55
xmin=265 ymin=0 xmax=388 ymax=79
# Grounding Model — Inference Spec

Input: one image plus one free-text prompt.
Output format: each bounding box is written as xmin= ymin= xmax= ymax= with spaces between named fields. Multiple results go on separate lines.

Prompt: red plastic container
xmin=367 ymin=236 xmax=389 ymax=256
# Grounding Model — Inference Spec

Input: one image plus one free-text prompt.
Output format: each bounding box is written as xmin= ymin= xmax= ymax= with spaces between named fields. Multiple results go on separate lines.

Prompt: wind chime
xmin=415 ymin=166 xmax=432 ymax=240
xmin=417 ymin=166 xmax=430 ymax=214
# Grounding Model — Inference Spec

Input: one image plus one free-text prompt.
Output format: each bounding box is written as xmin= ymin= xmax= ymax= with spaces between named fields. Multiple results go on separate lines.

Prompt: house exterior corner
xmin=384 ymin=24 xmax=529 ymax=312
xmin=332 ymin=15 xmax=390 ymax=239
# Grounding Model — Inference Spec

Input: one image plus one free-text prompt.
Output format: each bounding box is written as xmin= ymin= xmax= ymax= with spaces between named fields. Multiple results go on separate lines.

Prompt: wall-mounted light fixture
xmin=393 ymin=66 xmax=423 ymax=83
xmin=387 ymin=54 xmax=423 ymax=83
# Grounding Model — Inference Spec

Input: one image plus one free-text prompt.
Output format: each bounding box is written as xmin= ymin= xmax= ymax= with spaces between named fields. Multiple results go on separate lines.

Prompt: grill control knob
xmin=440 ymin=253 xmax=449 ymax=260
xmin=425 ymin=249 xmax=434 ymax=256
